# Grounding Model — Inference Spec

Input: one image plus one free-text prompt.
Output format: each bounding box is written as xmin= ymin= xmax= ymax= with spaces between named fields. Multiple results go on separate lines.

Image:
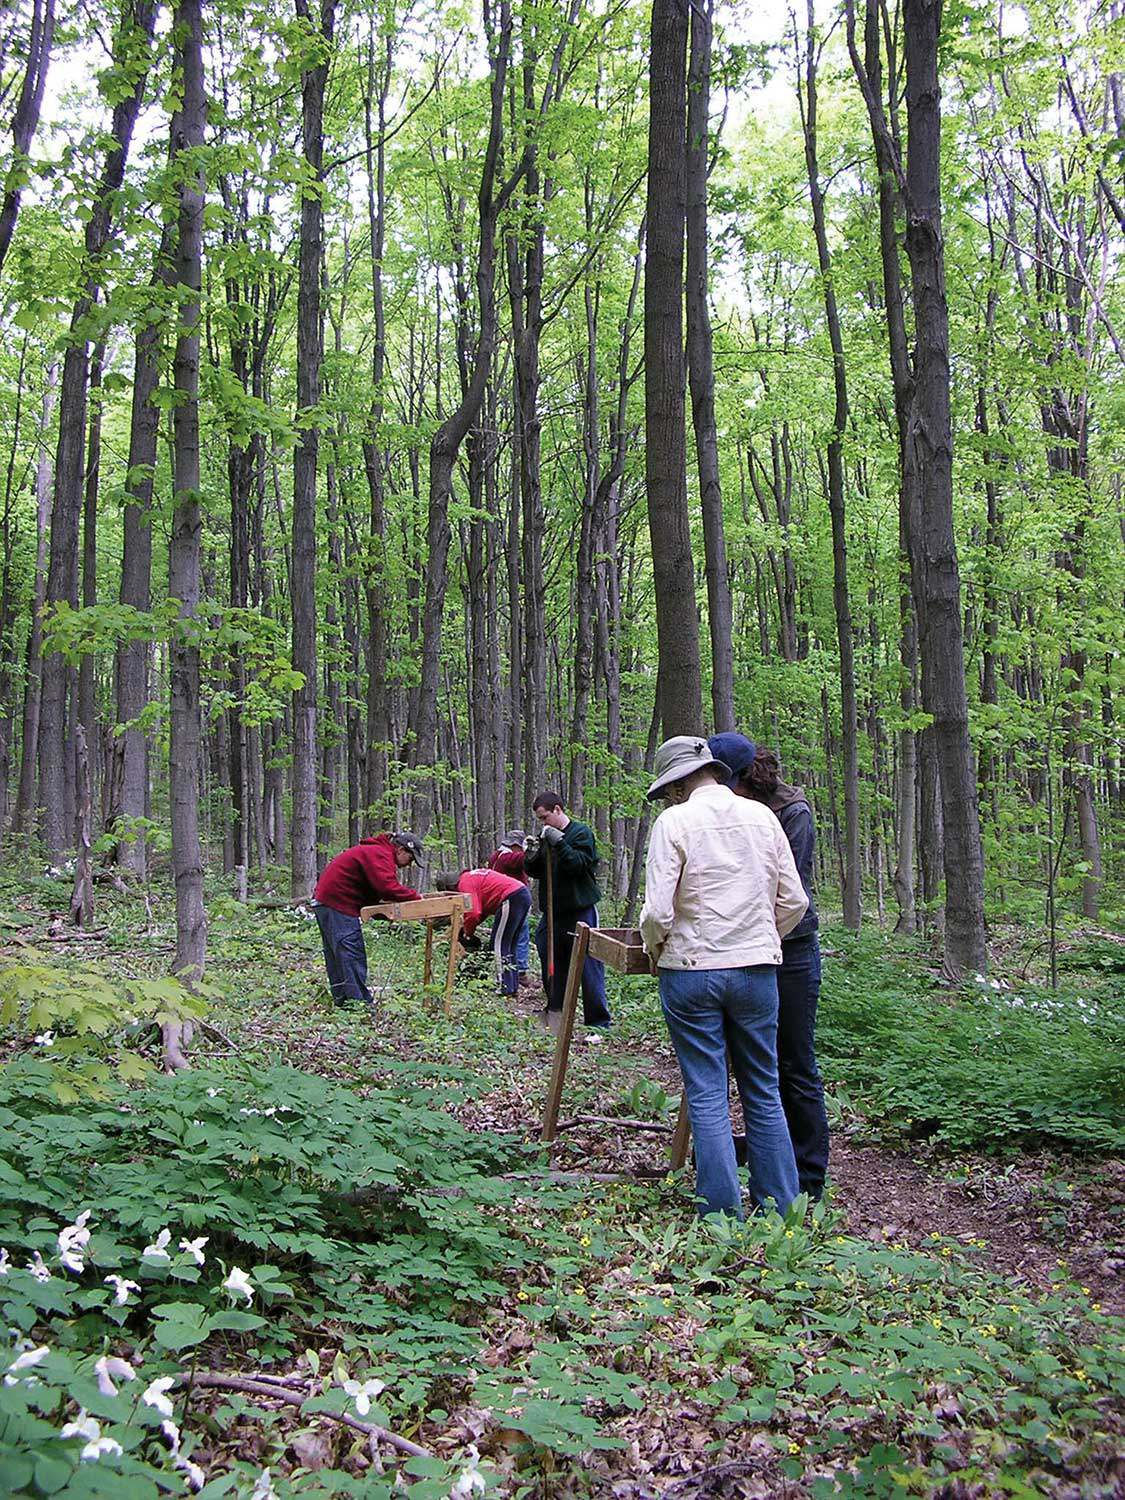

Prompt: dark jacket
xmin=769 ymin=786 xmax=818 ymax=944
xmin=525 ymin=819 xmax=601 ymax=914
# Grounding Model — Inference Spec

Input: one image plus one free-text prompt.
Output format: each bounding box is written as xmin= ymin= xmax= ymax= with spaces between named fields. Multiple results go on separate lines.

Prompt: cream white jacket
xmin=639 ymin=783 xmax=809 ymax=970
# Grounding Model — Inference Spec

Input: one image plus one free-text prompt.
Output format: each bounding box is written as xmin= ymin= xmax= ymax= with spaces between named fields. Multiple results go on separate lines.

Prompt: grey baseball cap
xmin=391 ymin=831 xmax=425 ymax=862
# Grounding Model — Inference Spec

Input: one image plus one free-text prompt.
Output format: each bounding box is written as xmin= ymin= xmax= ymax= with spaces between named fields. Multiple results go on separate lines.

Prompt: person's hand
xmin=523 ymin=835 xmax=541 ymax=858
xmin=459 ymin=932 xmax=481 ymax=952
xmin=541 ymin=824 xmax=564 ymax=846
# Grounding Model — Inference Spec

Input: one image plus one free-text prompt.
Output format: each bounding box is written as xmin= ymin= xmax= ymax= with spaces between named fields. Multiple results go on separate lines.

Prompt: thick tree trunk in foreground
xmin=801 ymin=0 xmax=861 ymax=929
xmin=645 ymin=0 xmax=702 ymax=735
xmin=167 ymin=0 xmax=207 ymax=1065
xmin=290 ymin=0 xmax=336 ymax=897
xmin=0 ymin=0 xmax=57 ymax=273
xmin=685 ymin=0 xmax=734 ymax=734
xmin=902 ymin=0 xmax=986 ymax=975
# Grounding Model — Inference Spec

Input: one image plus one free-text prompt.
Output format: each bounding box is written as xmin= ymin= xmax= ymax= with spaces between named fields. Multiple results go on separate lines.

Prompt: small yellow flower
xmin=941 ymin=1247 xmax=953 ymax=1258
xmin=788 ymin=1442 xmax=800 ymax=1455
xmin=516 ymin=1290 xmax=529 ymax=1302
xmin=784 ymin=1230 xmax=794 ymax=1239
xmin=931 ymin=1317 xmax=942 ymax=1329
xmin=1081 ymin=1285 xmax=1091 ymax=1295
xmin=573 ymin=1287 xmax=586 ymax=1299
xmin=579 ymin=1236 xmax=591 ymax=1247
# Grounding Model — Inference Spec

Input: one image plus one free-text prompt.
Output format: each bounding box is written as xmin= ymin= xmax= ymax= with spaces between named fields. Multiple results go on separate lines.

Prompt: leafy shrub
xmin=817 ymin=929 xmax=1125 ymax=1152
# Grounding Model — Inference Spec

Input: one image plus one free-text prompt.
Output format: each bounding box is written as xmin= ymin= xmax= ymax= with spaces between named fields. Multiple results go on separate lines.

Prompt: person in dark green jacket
xmin=524 ymin=792 xmax=611 ymax=1030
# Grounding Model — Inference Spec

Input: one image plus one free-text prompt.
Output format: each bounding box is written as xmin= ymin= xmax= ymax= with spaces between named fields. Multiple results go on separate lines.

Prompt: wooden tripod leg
xmin=541 ymin=921 xmax=589 ymax=1146
xmin=444 ymin=908 xmax=462 ymax=1017
xmin=423 ymin=922 xmax=434 ymax=989
xmin=670 ymin=1096 xmax=691 ymax=1169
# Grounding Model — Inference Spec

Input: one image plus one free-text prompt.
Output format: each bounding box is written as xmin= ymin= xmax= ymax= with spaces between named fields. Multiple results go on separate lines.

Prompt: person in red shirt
xmin=488 ymin=829 xmax=531 ymax=986
xmin=312 ymin=832 xmax=424 ymax=1008
xmin=435 ymin=866 xmax=532 ymax=997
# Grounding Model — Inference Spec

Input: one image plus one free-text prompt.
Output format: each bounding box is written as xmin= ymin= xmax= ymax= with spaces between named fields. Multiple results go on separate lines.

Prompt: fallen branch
xmin=555 ymin=1114 xmax=672 ymax=1135
xmin=178 ymin=1371 xmax=431 ymax=1458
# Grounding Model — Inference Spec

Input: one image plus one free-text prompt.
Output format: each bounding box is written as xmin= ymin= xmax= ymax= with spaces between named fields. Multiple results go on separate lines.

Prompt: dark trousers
xmin=491 ymin=886 xmax=532 ymax=996
xmin=776 ymin=935 xmax=829 ymax=1199
xmin=535 ymin=905 xmax=611 ymax=1027
xmin=314 ymin=903 xmax=370 ymax=1005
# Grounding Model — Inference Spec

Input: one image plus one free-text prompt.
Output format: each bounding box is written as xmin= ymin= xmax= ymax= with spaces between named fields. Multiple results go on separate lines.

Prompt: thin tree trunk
xmin=167 ymin=0 xmax=207 ymax=1066
xmin=77 ymin=341 xmax=105 ymax=796
xmin=685 ymin=0 xmax=734 ymax=733
xmin=0 ymin=0 xmax=57 ymax=273
xmin=645 ymin=0 xmax=701 ymax=734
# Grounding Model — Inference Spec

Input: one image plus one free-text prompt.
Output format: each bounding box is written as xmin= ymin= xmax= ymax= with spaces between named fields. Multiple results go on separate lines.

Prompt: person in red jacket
xmin=312 ymin=832 xmax=424 ymax=1008
xmin=488 ymin=829 xmax=531 ymax=986
xmin=434 ymin=866 xmax=532 ymax=997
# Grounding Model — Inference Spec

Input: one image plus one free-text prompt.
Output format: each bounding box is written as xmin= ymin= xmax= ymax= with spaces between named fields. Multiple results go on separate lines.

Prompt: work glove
xmin=523 ymin=835 xmax=541 ymax=858
xmin=459 ymin=932 xmax=482 ymax=952
xmin=541 ymin=825 xmax=564 ymax=847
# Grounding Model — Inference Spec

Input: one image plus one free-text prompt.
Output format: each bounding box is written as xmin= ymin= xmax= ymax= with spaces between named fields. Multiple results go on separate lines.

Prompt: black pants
xmin=776 ymin=935 xmax=829 ymax=1199
xmin=313 ymin=903 xmax=369 ymax=1005
xmin=535 ymin=905 xmax=611 ymax=1027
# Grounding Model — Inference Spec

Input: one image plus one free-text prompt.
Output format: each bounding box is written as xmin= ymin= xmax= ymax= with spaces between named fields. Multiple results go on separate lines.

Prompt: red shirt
xmin=457 ymin=868 xmax=525 ymax=938
xmin=488 ymin=847 xmax=529 ymax=885
xmin=313 ymin=835 xmax=420 ymax=916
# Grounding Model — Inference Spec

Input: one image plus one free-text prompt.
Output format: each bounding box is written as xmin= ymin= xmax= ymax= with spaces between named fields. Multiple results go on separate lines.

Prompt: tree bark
xmin=290 ymin=0 xmax=336 ymax=896
xmin=645 ymin=0 xmax=702 ymax=735
xmin=167 ymin=0 xmax=207 ymax=1060
xmin=0 ymin=0 xmax=57 ymax=273
xmin=685 ymin=0 xmax=734 ymax=734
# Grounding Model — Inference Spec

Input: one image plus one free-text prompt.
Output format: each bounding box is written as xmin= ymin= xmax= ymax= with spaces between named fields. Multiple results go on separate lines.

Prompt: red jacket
xmin=457 ymin=868 xmax=525 ymax=938
xmin=314 ymin=835 xmax=420 ymax=916
xmin=488 ymin=847 xmax=529 ymax=886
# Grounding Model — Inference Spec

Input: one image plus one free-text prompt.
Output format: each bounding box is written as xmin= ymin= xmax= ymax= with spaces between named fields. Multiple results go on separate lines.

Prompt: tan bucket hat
xmin=647 ymin=736 xmax=732 ymax=800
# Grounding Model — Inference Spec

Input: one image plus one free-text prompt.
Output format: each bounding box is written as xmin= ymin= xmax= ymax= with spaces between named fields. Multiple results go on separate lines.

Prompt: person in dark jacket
xmin=709 ymin=734 xmax=829 ymax=1200
xmin=311 ymin=832 xmax=424 ymax=1009
xmin=488 ymin=830 xmax=531 ymax=986
xmin=524 ymin=793 xmax=611 ymax=1030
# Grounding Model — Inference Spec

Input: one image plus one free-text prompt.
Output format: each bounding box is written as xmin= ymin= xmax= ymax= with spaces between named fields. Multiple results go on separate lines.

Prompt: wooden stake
xmin=423 ymin=921 xmax=434 ymax=988
xmin=670 ymin=1096 xmax=691 ymax=1169
xmin=541 ymin=920 xmax=589 ymax=1146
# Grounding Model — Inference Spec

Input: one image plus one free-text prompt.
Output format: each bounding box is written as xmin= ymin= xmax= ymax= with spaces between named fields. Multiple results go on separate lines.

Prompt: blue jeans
xmin=778 ymin=936 xmax=829 ymax=1200
xmin=659 ymin=965 xmax=798 ymax=1218
xmin=515 ymin=911 xmax=530 ymax=973
xmin=536 ymin=905 xmax=611 ymax=1027
xmin=313 ymin=903 xmax=370 ymax=1005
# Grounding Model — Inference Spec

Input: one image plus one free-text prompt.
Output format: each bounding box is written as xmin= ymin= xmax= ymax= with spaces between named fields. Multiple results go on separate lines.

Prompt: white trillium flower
xmin=58 ymin=1210 xmax=92 ymax=1273
xmin=179 ymin=1237 xmax=208 ymax=1266
xmin=142 ymin=1229 xmax=173 ymax=1263
xmin=104 ymin=1274 xmax=141 ymax=1305
xmin=222 ymin=1266 xmax=253 ymax=1304
xmin=0 ymin=1248 xmax=9 ymax=1274
xmin=83 ymin=1435 xmax=124 ymax=1461
xmin=94 ymin=1355 xmax=136 ymax=1396
xmin=176 ymin=1454 xmax=206 ymax=1490
xmin=205 ymin=1088 xmax=220 ymax=1098
xmin=62 ymin=1412 xmax=124 ymax=1462
xmin=341 ymin=1376 xmax=385 ymax=1416
xmin=27 ymin=1252 xmax=51 ymax=1282
xmin=142 ymin=1375 xmax=177 ymax=1417
xmin=161 ymin=1418 xmax=181 ymax=1451
xmin=61 ymin=1411 xmax=99 ymax=1442
xmin=251 ymin=1469 xmax=279 ymax=1500
xmin=451 ymin=1444 xmax=487 ymax=1499
xmin=34 ymin=1031 xmax=54 ymax=1046
xmin=7 ymin=1346 xmax=49 ymax=1374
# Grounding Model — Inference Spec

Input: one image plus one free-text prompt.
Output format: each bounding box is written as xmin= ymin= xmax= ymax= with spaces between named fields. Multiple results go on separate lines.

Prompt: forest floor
xmin=0 ymin=872 xmax=1122 ymax=1498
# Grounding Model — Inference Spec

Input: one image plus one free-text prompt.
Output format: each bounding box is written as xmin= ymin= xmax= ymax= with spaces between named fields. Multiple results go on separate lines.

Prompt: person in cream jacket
xmin=640 ymin=736 xmax=808 ymax=1218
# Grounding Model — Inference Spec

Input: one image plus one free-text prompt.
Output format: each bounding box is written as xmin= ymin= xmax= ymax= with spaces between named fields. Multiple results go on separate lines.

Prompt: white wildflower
xmin=222 ymin=1266 xmax=253 ymax=1304
xmin=63 ymin=1411 xmax=124 ymax=1462
xmin=94 ymin=1355 xmax=135 ymax=1396
xmin=206 ymin=1087 xmax=220 ymax=1098
xmin=142 ymin=1375 xmax=177 ymax=1417
xmin=176 ymin=1453 xmax=205 ymax=1490
xmin=0 ymin=1248 xmax=9 ymax=1274
xmin=239 ymin=1107 xmax=261 ymax=1116
xmin=26 ymin=1252 xmax=51 ymax=1282
xmin=104 ymin=1274 xmax=140 ymax=1305
xmin=61 ymin=1411 xmax=99 ymax=1442
xmin=34 ymin=1031 xmax=55 ymax=1046
xmin=142 ymin=1229 xmax=172 ymax=1264
xmin=251 ymin=1468 xmax=279 ymax=1500
xmin=341 ymin=1376 xmax=385 ymax=1416
xmin=450 ymin=1444 xmax=487 ymax=1499
xmin=179 ymin=1237 xmax=208 ymax=1266
xmin=161 ymin=1418 xmax=181 ymax=1452
xmin=58 ymin=1210 xmax=92 ymax=1273
xmin=83 ymin=1435 xmax=123 ymax=1461
xmin=6 ymin=1346 xmax=49 ymax=1374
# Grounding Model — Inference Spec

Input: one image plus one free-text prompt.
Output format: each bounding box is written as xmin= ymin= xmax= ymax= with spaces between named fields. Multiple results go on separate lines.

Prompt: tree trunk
xmin=645 ymin=0 xmax=702 ymax=735
xmin=167 ymin=0 xmax=207 ymax=1064
xmin=685 ymin=0 xmax=734 ymax=733
xmin=902 ymin=0 xmax=986 ymax=975
xmin=290 ymin=0 xmax=336 ymax=897
xmin=0 ymin=0 xmax=57 ymax=273
xmin=77 ymin=341 xmax=105 ymax=800
xmin=801 ymin=0 xmax=861 ymax=929
xmin=38 ymin=0 xmax=157 ymax=860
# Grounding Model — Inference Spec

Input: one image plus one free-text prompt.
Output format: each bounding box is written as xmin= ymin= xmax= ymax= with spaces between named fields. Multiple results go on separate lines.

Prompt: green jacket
xmin=525 ymin=819 xmax=601 ymax=914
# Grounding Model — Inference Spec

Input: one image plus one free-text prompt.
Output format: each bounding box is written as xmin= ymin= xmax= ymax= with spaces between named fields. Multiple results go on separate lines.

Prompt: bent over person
xmin=434 ymin=867 xmax=532 ymax=997
xmin=311 ymin=832 xmax=424 ymax=1009
xmin=640 ymin=738 xmax=807 ymax=1218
